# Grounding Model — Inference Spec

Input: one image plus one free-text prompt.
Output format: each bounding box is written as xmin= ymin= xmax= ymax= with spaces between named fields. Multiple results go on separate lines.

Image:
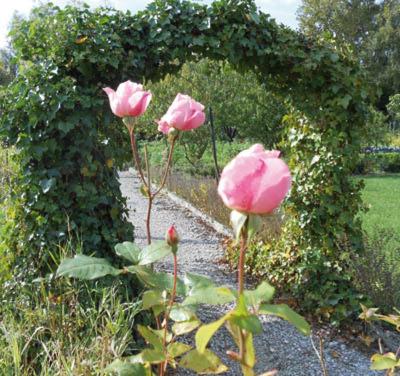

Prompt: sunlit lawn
xmin=358 ymin=174 xmax=400 ymax=235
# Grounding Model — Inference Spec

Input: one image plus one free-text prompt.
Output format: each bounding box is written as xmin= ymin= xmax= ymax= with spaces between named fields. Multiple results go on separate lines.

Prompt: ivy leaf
xmin=179 ymin=349 xmax=228 ymax=374
xmin=57 ymin=255 xmax=121 ymax=280
xmin=139 ymin=241 xmax=172 ymax=265
xmin=39 ymin=178 xmax=56 ymax=193
xmin=339 ymin=94 xmax=352 ymax=109
xmin=259 ymin=304 xmax=310 ymax=336
xmin=115 ymin=242 xmax=141 ymax=264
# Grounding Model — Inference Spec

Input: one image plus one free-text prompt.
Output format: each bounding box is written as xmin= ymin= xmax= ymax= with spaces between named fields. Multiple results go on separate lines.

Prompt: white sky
xmin=0 ymin=0 xmax=301 ymax=48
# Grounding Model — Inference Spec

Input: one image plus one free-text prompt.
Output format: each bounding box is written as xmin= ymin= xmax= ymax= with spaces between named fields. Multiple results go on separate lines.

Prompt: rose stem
xmin=238 ymin=228 xmax=248 ymax=363
xmin=144 ymin=144 xmax=153 ymax=244
xmin=160 ymin=252 xmax=178 ymax=376
xmin=129 ymin=128 xmax=148 ymax=188
xmin=144 ymin=135 xmax=177 ymax=245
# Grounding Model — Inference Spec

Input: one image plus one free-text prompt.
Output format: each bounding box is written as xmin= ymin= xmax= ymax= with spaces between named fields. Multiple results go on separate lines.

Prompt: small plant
xmin=359 ymin=305 xmax=400 ymax=375
xmin=57 ymin=127 xmax=310 ymax=374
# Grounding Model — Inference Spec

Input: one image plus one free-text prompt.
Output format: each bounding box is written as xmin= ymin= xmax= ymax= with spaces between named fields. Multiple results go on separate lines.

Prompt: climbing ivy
xmin=0 ymin=0 xmax=370 ymax=318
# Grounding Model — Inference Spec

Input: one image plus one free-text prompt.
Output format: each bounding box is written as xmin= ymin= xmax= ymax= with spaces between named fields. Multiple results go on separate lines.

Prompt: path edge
xmin=127 ymin=168 xmax=232 ymax=238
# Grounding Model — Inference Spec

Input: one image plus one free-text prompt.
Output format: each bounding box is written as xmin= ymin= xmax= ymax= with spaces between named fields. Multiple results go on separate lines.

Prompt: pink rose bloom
xmin=103 ymin=80 xmax=152 ymax=118
xmin=218 ymin=144 xmax=292 ymax=214
xmin=157 ymin=93 xmax=206 ymax=134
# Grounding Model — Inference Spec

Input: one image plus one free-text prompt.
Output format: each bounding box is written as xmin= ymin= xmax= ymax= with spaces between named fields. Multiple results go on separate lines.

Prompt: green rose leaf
xmin=137 ymin=325 xmax=172 ymax=350
xmin=115 ymin=242 xmax=141 ymax=264
xmin=244 ymin=281 xmax=275 ymax=308
xmin=139 ymin=241 xmax=172 ymax=265
xmin=247 ymin=214 xmax=262 ymax=242
xmin=184 ymin=273 xmax=215 ymax=291
xmin=370 ymin=353 xmax=399 ymax=370
xmin=179 ymin=349 xmax=228 ymax=374
xmin=57 ymin=255 xmax=122 ymax=280
xmin=129 ymin=348 xmax=166 ymax=364
xmin=184 ymin=287 xmax=235 ymax=306
xmin=195 ymin=314 xmax=230 ymax=353
xmin=230 ymin=314 xmax=263 ymax=334
xmin=130 ymin=265 xmax=186 ymax=296
xmin=142 ymin=290 xmax=167 ymax=310
xmin=230 ymin=210 xmax=248 ymax=242
xmin=137 ymin=325 xmax=163 ymax=350
xmin=259 ymin=304 xmax=311 ymax=336
xmin=172 ymin=319 xmax=201 ymax=336
xmin=105 ymin=359 xmax=146 ymax=376
xmin=167 ymin=342 xmax=192 ymax=358
xmin=170 ymin=305 xmax=196 ymax=322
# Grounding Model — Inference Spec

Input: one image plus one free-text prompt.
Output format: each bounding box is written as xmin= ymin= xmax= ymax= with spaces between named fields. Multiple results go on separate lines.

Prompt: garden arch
xmin=1 ymin=0 xmax=368 ymax=315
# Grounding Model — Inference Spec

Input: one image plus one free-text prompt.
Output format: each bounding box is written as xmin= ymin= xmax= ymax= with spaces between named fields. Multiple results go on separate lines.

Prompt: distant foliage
xmin=137 ymin=58 xmax=286 ymax=146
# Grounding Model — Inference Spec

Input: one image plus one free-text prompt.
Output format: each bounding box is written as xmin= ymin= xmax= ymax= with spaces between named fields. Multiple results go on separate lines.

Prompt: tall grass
xmin=0 ymin=275 xmax=142 ymax=375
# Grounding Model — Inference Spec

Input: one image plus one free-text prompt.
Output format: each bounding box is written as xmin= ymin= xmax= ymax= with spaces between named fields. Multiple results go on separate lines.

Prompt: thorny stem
xmin=144 ymin=145 xmax=152 ymax=245
xmin=153 ymin=135 xmax=178 ymax=197
xmin=238 ymin=229 xmax=248 ymax=363
xmin=160 ymin=253 xmax=178 ymax=376
xmin=129 ymin=128 xmax=148 ymax=188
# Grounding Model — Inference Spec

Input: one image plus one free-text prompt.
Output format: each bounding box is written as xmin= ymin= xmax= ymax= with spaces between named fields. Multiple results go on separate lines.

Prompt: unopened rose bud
xmin=166 ymin=225 xmax=179 ymax=253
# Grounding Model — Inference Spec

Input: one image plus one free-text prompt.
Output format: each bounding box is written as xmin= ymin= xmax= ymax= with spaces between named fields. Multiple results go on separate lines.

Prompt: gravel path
xmin=119 ymin=171 xmax=381 ymax=376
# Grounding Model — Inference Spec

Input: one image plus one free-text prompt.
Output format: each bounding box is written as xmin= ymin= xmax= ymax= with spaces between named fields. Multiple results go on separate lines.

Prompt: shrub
xmin=355 ymin=152 xmax=400 ymax=174
xmin=353 ymin=229 xmax=400 ymax=312
xmin=143 ymin=139 xmax=253 ymax=177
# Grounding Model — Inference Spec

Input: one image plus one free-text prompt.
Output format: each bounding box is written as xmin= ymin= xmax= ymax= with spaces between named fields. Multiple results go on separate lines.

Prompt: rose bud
xmin=166 ymin=225 xmax=179 ymax=253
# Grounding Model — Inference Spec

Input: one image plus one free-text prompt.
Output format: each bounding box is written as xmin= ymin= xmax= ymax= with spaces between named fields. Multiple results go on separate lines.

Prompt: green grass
xmin=359 ymin=174 xmax=400 ymax=234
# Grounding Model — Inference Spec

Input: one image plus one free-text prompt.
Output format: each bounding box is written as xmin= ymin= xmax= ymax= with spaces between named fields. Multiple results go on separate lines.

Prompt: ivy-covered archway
xmin=0 ymin=0 xmax=368 ymax=315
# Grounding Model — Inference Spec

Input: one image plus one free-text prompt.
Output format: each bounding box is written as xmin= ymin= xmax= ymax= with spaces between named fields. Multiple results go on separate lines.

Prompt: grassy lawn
xmin=358 ymin=174 xmax=400 ymax=234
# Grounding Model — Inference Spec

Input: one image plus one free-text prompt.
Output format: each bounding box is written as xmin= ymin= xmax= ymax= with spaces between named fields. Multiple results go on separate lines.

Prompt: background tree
xmin=297 ymin=0 xmax=380 ymax=54
xmin=137 ymin=58 xmax=286 ymax=145
xmin=363 ymin=0 xmax=400 ymax=108
xmin=298 ymin=0 xmax=400 ymax=110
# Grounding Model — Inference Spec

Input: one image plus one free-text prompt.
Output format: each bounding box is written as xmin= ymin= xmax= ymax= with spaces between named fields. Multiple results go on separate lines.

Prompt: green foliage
xmin=388 ymin=93 xmax=400 ymax=130
xmin=355 ymin=152 xmax=400 ymax=174
xmin=1 ymin=0 xmax=369 ymax=319
xmin=57 ymin=239 xmax=310 ymax=374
